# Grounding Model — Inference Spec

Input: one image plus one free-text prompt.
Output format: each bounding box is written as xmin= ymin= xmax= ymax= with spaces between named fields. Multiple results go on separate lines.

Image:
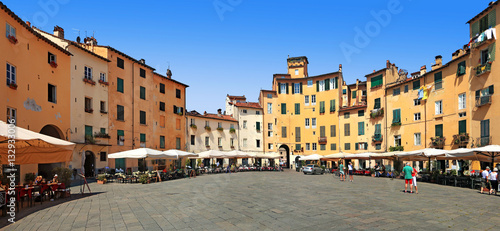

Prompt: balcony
xmin=430 ymin=137 xmax=446 ymax=149
xmin=83 ymin=77 xmax=96 ymax=85
xmin=471 ymin=33 xmax=495 ymax=50
xmin=85 ymin=135 xmax=96 ymax=144
xmin=475 ymin=62 xmax=491 ymax=77
xmin=372 ymin=134 xmax=383 ymax=143
xmin=370 ymin=108 xmax=384 ymax=119
xmin=452 ymin=133 xmax=469 ymax=146
xmin=476 ymin=136 xmax=492 ymax=147
xmin=475 ymin=95 xmax=492 ymax=107
xmin=318 ymin=137 xmax=327 ymax=144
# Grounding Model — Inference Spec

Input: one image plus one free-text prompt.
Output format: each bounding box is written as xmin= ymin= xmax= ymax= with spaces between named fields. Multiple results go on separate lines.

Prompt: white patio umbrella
xmin=164 ymin=149 xmax=198 ymax=158
xmin=321 ymin=152 xmax=349 ymax=160
xmin=108 ymin=148 xmax=166 ymax=159
xmin=444 ymin=148 xmax=475 ymax=160
xmin=227 ymin=150 xmax=249 ymax=158
xmin=299 ymin=154 xmax=323 ymax=161
xmin=472 ymin=145 xmax=500 ymax=166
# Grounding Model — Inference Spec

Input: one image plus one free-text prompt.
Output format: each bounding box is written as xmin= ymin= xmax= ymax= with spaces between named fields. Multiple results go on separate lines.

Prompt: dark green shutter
xmin=489 ymin=85 xmax=494 ymax=94
xmin=489 ymin=9 xmax=496 ymax=28
xmin=435 ymin=124 xmax=443 ymax=137
xmin=325 ymin=80 xmax=330 ymax=91
xmin=358 ymin=122 xmax=364 ymax=135
xmin=300 ymin=83 xmax=303 ymax=94
xmin=413 ymin=80 xmax=420 ymax=90
xmin=457 ymin=61 xmax=466 ymax=76
xmin=458 ymin=120 xmax=466 ymax=134
xmin=320 ymin=101 xmax=325 ymax=113
xmin=85 ymin=125 xmax=93 ymax=137
xmin=374 ymin=98 xmax=381 ymax=109
xmin=140 ymin=86 xmax=146 ymax=100
xmin=352 ymin=91 xmax=357 ymax=99
xmin=330 ymin=99 xmax=335 ymax=112
xmin=117 ymin=78 xmax=124 ymax=93
xmin=117 ymin=130 xmax=124 ymax=136
xmin=278 ymin=84 xmax=281 ymax=94
xmin=256 ymin=122 xmax=260 ymax=130
xmin=375 ymin=124 xmax=381 ymax=135
xmin=371 ymin=75 xmax=383 ymax=88
xmin=434 ymin=72 xmax=442 ymax=89
xmin=481 ymin=120 xmax=490 ymax=138
xmin=295 ymin=103 xmax=300 ymax=115
xmin=471 ymin=21 xmax=479 ymax=37
xmin=316 ymin=81 xmax=319 ymax=92
xmin=286 ymin=83 xmax=289 ymax=94
xmin=140 ymin=133 xmax=146 ymax=142
xmin=281 ymin=103 xmax=286 ymax=115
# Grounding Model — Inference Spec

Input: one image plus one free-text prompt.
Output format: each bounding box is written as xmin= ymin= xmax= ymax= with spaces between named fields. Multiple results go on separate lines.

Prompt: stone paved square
xmin=2 ymin=171 xmax=499 ymax=230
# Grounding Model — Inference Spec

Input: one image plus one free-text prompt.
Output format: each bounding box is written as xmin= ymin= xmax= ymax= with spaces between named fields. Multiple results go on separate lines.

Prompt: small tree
xmin=52 ymin=167 xmax=72 ymax=186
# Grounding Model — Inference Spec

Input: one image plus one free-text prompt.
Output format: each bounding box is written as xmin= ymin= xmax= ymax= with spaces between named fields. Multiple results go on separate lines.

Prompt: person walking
xmin=348 ymin=162 xmax=354 ymax=182
xmin=339 ymin=160 xmax=345 ymax=181
xmin=481 ymin=166 xmax=490 ymax=194
xmin=489 ymin=168 xmax=498 ymax=195
xmin=402 ymin=162 xmax=414 ymax=193
xmin=412 ymin=165 xmax=419 ymax=194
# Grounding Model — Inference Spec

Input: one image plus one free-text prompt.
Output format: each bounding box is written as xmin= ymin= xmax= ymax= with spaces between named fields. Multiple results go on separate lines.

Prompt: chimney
xmin=53 ymin=25 xmax=64 ymax=39
xmin=339 ymin=64 xmax=342 ymax=72
xmin=420 ymin=65 xmax=427 ymax=75
xmin=139 ymin=59 xmax=145 ymax=64
xmin=386 ymin=60 xmax=391 ymax=68
xmin=26 ymin=21 xmax=31 ymax=27
xmin=166 ymin=69 xmax=172 ymax=79
xmin=217 ymin=109 xmax=222 ymax=117
xmin=432 ymin=55 xmax=442 ymax=70
xmin=204 ymin=111 xmax=207 ymax=115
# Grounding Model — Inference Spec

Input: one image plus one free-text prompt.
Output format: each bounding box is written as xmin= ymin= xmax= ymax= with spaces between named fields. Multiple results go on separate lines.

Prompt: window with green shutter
xmin=281 ymin=103 xmax=286 ymax=115
xmin=330 ymin=143 xmax=337 ymax=150
xmin=352 ymin=90 xmax=357 ymax=99
xmin=435 ymin=124 xmax=443 ymax=138
xmin=371 ymin=75 xmax=383 ymax=88
xmin=140 ymin=133 xmax=146 ymax=142
xmin=140 ymin=86 xmax=146 ymax=100
xmin=330 ymin=125 xmax=336 ymax=137
xmin=176 ymin=137 xmax=181 ymax=150
xmin=117 ymin=130 xmax=124 ymax=136
xmin=457 ymin=61 xmax=466 ymax=76
xmin=458 ymin=120 xmax=466 ymax=134
xmin=358 ymin=122 xmax=364 ymax=135
xmin=100 ymin=128 xmax=106 ymax=134
xmin=320 ymin=126 xmax=325 ymax=137
xmin=295 ymin=144 xmax=301 ymax=151
xmin=319 ymin=101 xmax=325 ymax=113
xmin=295 ymin=127 xmax=301 ymax=142
xmin=374 ymin=98 xmax=381 ymax=109
xmin=392 ymin=109 xmax=401 ymax=123
xmin=330 ymin=100 xmax=335 ymax=112
xmin=160 ymin=136 xmax=165 ymax=149
xmin=117 ymin=78 xmax=124 ymax=93
xmin=488 ymin=43 xmax=496 ymax=62
xmin=117 ymin=105 xmax=124 ymax=121
xmin=256 ymin=122 xmax=261 ymax=131
xmin=355 ymin=142 xmax=359 ymax=150
xmin=375 ymin=124 xmax=381 ymax=135
xmin=316 ymin=81 xmax=319 ymax=92
xmin=471 ymin=21 xmax=480 ymax=37
xmin=434 ymin=72 xmax=442 ymax=90
xmin=295 ymin=103 xmax=300 ymax=115
xmin=413 ymin=80 xmax=420 ymax=90
xmin=85 ymin=125 xmax=93 ymax=137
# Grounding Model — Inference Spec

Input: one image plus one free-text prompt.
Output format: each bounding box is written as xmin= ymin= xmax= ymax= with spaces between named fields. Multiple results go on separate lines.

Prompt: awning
xmin=0 ymin=120 xmax=75 ymax=165
xmin=255 ymin=152 xmax=280 ymax=159
xmin=164 ymin=149 xmax=198 ymax=158
xmin=321 ymin=152 xmax=350 ymax=160
xmin=196 ymin=150 xmax=226 ymax=159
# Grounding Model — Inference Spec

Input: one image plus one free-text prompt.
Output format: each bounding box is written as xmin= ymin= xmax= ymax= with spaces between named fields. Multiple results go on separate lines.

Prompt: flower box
xmin=94 ymin=133 xmax=111 ymax=139
xmin=205 ymin=126 xmax=211 ymax=131
xmin=50 ymin=61 xmax=58 ymax=68
xmin=190 ymin=124 xmax=197 ymax=129
xmin=85 ymin=108 xmax=94 ymax=113
xmin=391 ymin=122 xmax=401 ymax=127
xmin=229 ymin=128 xmax=236 ymax=133
xmin=98 ymin=79 xmax=109 ymax=85
xmin=8 ymin=35 xmax=17 ymax=44
xmin=8 ymin=83 xmax=17 ymax=90
xmin=83 ymin=78 xmax=96 ymax=85
xmin=216 ymin=127 xmax=223 ymax=131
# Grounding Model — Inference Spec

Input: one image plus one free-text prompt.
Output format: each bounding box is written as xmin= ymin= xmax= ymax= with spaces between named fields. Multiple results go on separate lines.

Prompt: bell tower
xmin=287 ymin=56 xmax=309 ymax=78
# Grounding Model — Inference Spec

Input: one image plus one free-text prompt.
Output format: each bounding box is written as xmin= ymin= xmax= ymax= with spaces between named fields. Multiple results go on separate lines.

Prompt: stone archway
xmin=40 ymin=124 xmax=64 ymax=139
xmin=279 ymin=144 xmax=290 ymax=169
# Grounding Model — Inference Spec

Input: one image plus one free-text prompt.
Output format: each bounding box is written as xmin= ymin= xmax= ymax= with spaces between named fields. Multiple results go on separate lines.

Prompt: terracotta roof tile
xmin=234 ymin=102 xmax=262 ymax=109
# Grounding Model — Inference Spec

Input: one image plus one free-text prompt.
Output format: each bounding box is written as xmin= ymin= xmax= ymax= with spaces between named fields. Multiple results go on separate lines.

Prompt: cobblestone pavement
xmin=3 ymin=170 xmax=500 ymax=230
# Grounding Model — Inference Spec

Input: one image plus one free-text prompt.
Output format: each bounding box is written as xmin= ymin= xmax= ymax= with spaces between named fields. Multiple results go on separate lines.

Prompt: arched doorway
xmin=84 ymin=151 xmax=95 ymax=178
xmin=40 ymin=124 xmax=64 ymax=139
xmin=279 ymin=145 xmax=290 ymax=169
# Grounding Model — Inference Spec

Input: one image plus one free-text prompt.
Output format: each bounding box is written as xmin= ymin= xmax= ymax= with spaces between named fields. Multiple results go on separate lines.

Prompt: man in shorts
xmin=338 ymin=161 xmax=345 ymax=181
xmin=402 ymin=162 xmax=414 ymax=193
xmin=412 ymin=166 xmax=418 ymax=194
xmin=481 ymin=166 xmax=490 ymax=194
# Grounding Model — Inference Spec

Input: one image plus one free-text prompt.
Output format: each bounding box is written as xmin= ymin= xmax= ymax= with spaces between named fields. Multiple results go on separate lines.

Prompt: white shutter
xmin=435 ymin=101 xmax=439 ymax=115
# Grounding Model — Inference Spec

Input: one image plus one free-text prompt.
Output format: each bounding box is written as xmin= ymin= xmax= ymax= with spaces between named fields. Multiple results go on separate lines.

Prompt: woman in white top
xmin=348 ymin=162 xmax=354 ymax=182
xmin=489 ymin=168 xmax=498 ymax=195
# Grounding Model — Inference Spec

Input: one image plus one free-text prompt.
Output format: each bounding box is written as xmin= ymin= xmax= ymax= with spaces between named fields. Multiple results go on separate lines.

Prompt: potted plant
xmin=8 ymin=82 xmax=17 ymax=90
xmin=51 ymin=167 xmax=72 ymax=186
xmin=217 ymin=127 xmax=223 ymax=132
xmin=7 ymin=35 xmax=17 ymax=44
xmin=50 ymin=61 xmax=58 ymax=68
xmin=139 ymin=174 xmax=149 ymax=184
xmin=190 ymin=124 xmax=197 ymax=129
xmin=25 ymin=173 xmax=36 ymax=185
xmin=97 ymin=174 xmax=107 ymax=184
xmin=204 ymin=126 xmax=211 ymax=131
xmin=370 ymin=168 xmax=375 ymax=177
xmin=229 ymin=128 xmax=236 ymax=133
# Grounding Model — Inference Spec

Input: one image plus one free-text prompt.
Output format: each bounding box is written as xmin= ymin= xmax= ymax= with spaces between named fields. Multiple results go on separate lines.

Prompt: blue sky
xmin=5 ymin=0 xmax=490 ymax=112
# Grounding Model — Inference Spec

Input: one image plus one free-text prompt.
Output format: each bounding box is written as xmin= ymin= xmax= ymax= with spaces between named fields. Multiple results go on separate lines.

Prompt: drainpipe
xmin=132 ymin=62 xmax=135 ymax=149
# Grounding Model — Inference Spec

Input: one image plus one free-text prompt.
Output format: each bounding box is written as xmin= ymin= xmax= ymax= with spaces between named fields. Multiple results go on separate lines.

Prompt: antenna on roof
xmin=167 ymin=61 xmax=170 ymax=69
